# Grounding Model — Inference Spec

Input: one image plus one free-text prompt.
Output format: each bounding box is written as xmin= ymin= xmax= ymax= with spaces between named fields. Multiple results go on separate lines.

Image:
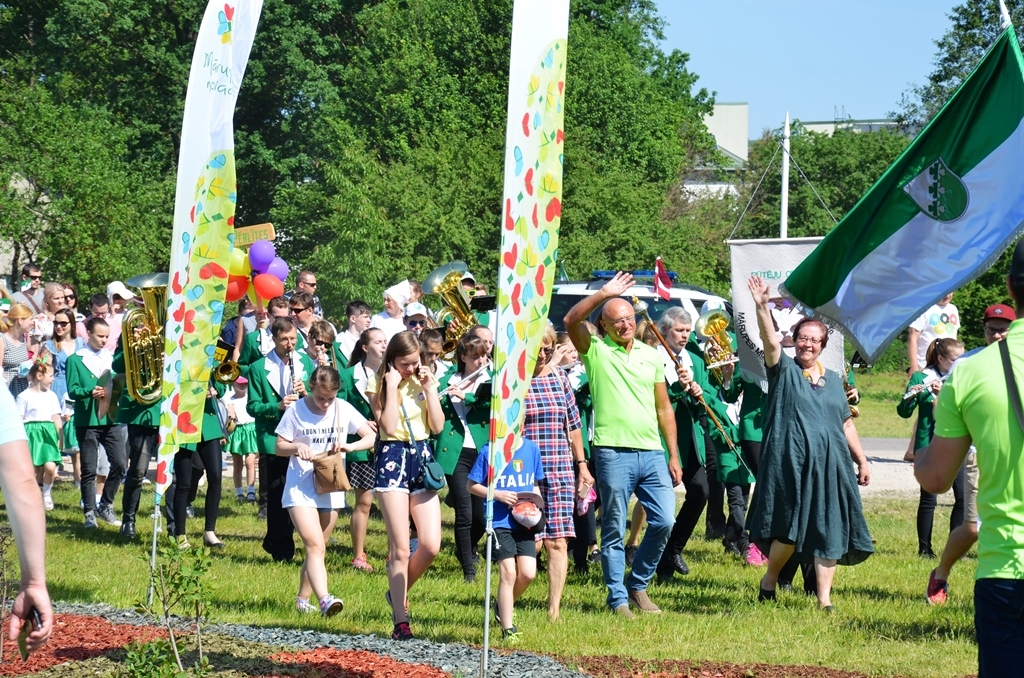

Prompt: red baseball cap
xmin=984 ymin=304 xmax=1016 ymax=322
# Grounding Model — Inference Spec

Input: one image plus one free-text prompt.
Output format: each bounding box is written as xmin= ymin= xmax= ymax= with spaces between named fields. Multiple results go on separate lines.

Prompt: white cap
xmin=107 ymin=281 xmax=132 ymax=301
xmin=404 ymin=302 xmax=429 ymax=318
xmin=461 ymin=271 xmax=476 ymax=283
xmin=384 ymin=280 xmax=412 ymax=308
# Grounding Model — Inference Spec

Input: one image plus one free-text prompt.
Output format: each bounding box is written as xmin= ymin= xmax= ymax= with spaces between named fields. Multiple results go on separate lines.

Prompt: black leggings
xmin=445 ymin=447 xmax=486 ymax=575
xmin=917 ymin=461 xmax=966 ymax=555
xmin=172 ymin=439 xmax=222 ymax=536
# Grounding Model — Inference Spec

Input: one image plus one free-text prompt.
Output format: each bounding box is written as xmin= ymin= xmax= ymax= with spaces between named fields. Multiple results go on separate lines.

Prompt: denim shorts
xmin=374 ymin=440 xmax=437 ymax=495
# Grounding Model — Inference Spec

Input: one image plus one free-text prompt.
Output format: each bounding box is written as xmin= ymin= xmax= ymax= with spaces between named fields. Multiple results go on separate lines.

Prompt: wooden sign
xmin=234 ymin=222 xmax=276 ymax=247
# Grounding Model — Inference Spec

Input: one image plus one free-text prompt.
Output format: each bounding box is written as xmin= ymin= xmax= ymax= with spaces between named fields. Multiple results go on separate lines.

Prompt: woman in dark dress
xmin=747 ymin=276 xmax=873 ymax=611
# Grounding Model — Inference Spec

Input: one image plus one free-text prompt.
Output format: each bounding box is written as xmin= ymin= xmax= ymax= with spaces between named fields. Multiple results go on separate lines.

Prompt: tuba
xmin=695 ymin=308 xmax=739 ymax=385
xmin=423 ymin=261 xmax=477 ymax=356
xmin=123 ymin=273 xmax=169 ymax=405
xmin=211 ymin=340 xmax=239 ymax=441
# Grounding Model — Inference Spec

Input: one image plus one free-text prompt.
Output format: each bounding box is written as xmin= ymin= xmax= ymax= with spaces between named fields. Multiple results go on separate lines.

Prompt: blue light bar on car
xmin=592 ymin=269 xmax=679 ymax=281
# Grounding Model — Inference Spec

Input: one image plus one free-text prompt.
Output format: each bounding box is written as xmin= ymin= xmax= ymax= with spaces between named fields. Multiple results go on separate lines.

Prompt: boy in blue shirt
xmin=468 ymin=438 xmax=545 ymax=644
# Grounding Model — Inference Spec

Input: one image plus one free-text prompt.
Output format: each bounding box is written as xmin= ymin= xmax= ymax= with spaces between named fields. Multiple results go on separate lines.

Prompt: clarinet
xmin=287 ymin=352 xmax=296 ymax=397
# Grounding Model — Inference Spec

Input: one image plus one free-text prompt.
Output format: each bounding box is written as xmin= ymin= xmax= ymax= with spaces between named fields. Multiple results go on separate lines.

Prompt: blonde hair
xmin=0 ymin=302 xmax=33 ymax=332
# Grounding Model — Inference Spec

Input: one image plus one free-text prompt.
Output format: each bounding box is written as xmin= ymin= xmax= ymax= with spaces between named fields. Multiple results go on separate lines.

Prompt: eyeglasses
xmin=301 ymin=281 xmax=317 ymax=288
xmin=795 ymin=336 xmax=822 ymax=345
xmin=290 ymin=306 xmax=310 ymax=314
xmin=313 ymin=339 xmax=331 ymax=348
xmin=407 ymin=319 xmax=428 ymax=328
xmin=985 ymin=325 xmax=1010 ymax=336
xmin=53 ymin=321 xmax=70 ymax=328
xmin=606 ymin=316 xmax=635 ymax=328
xmin=28 ymin=275 xmax=42 ymax=280
xmin=539 ymin=346 xmax=555 ymax=355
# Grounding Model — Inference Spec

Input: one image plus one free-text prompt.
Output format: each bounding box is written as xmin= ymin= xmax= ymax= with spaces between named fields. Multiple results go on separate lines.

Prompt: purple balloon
xmin=266 ymin=256 xmax=289 ymax=281
xmin=248 ymin=239 xmax=276 ymax=272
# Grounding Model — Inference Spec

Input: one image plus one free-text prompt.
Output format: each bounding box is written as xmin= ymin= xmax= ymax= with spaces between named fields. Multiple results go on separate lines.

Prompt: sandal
xmin=351 ymin=555 xmax=374 ymax=573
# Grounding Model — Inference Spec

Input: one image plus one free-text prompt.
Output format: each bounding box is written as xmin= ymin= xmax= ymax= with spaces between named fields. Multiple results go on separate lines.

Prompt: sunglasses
xmin=290 ymin=306 xmax=309 ymax=314
xmin=313 ymin=339 xmax=331 ymax=347
xmin=53 ymin=321 xmax=70 ymax=328
xmin=407 ymin=319 xmax=428 ymax=328
xmin=301 ymin=281 xmax=318 ymax=288
xmin=64 ymin=294 xmax=76 ymax=300
xmin=28 ymin=275 xmax=42 ymax=280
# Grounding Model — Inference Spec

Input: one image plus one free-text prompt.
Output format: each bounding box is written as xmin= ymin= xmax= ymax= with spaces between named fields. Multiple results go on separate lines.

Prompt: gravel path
xmin=55 ymin=602 xmax=584 ymax=678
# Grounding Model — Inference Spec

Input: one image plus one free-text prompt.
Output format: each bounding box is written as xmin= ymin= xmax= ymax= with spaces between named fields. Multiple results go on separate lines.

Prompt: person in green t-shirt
xmin=564 ymin=271 xmax=682 ymax=618
xmin=917 ymin=239 xmax=1024 ymax=677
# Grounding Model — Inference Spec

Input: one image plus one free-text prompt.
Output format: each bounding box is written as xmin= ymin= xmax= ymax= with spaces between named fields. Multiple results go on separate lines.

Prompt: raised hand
xmin=748 ymin=275 xmax=771 ymax=306
xmin=601 ymin=271 xmax=635 ymax=298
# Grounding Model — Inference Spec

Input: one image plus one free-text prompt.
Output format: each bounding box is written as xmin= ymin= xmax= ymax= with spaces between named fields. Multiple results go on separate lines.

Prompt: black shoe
xmin=588 ymin=548 xmax=601 ymax=563
xmin=120 ymin=520 xmax=136 ymax=539
xmin=625 ymin=545 xmax=638 ymax=567
xmin=656 ymin=570 xmax=674 ymax=585
xmin=723 ymin=539 xmax=743 ymax=557
xmin=257 ymin=506 xmax=267 ymax=521
xmin=758 ymin=586 xmax=777 ymax=602
xmin=919 ymin=549 xmax=937 ymax=559
xmin=463 ymin=571 xmax=477 ymax=584
xmin=670 ymin=553 xmax=690 ymax=576
xmin=186 ymin=505 xmax=195 ymax=519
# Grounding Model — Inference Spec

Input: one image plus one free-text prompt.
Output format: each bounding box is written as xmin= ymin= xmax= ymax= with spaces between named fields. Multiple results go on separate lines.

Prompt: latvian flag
xmin=654 ymin=256 xmax=672 ymax=301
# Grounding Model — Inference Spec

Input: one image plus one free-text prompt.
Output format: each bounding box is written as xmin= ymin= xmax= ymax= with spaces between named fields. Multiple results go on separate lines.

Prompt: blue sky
xmin=652 ymin=0 xmax=963 ymax=137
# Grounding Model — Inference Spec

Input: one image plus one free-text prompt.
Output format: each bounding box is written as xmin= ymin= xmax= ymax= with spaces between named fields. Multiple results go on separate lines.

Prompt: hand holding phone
xmin=17 ymin=606 xmax=41 ymax=661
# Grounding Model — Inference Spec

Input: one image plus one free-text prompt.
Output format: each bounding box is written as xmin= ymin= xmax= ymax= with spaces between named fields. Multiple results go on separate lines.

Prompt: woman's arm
xmin=274 ymin=435 xmax=313 ymax=459
xmin=51 ymin=414 xmax=64 ymax=451
xmin=371 ymin=368 xmax=401 ymax=438
xmin=896 ymin=372 xmax=926 ymax=418
xmin=340 ymin=423 xmax=377 ymax=453
xmin=843 ymin=418 xmax=870 ymax=486
xmin=747 ymin=276 xmax=781 ymax=368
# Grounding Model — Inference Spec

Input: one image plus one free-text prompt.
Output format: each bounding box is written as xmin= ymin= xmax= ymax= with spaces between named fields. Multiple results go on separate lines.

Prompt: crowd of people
xmin=1 ymin=253 xmax=1022 ymax=675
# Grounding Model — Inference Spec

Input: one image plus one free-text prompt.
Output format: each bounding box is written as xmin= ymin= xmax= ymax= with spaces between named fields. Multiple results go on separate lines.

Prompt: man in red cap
xmin=924 ymin=302 xmax=1016 ymax=605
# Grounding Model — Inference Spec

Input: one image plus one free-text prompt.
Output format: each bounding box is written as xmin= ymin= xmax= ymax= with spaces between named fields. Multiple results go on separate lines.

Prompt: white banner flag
xmin=729 ymin=238 xmax=845 ymax=390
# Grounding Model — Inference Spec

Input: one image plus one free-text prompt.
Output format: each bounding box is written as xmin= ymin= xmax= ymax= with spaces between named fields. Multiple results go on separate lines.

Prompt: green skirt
xmin=227 ymin=422 xmax=258 ymax=456
xmin=62 ymin=416 xmax=78 ymax=452
xmin=26 ymin=422 xmax=62 ymax=466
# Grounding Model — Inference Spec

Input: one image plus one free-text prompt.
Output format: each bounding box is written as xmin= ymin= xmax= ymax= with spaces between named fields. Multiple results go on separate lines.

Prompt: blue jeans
xmin=976 ymin=578 xmax=1024 ymax=678
xmin=594 ymin=446 xmax=675 ymax=610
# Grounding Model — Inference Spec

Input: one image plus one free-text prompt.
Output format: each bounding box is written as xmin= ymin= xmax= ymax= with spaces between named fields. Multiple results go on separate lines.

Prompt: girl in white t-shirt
xmin=275 ymin=366 xmax=376 ymax=618
xmin=16 ymin=357 xmax=63 ymax=511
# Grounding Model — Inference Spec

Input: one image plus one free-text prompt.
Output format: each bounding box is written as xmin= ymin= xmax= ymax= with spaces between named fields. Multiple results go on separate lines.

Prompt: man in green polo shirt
xmin=917 ymin=238 xmax=1024 ymax=677
xmin=565 ymin=271 xmax=682 ymax=618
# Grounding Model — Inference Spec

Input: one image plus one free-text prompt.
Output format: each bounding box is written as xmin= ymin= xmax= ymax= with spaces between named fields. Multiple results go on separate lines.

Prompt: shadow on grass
xmin=839 ymin=614 xmax=975 ymax=643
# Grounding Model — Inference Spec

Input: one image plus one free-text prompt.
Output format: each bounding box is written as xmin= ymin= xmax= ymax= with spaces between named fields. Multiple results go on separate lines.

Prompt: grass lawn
xmin=21 ymin=478 xmax=977 ymax=678
xmin=851 ymin=370 xmax=916 ymax=439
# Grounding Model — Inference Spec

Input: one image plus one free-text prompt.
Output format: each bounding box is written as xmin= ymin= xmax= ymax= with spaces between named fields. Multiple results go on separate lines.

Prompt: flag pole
xmin=780 ymin=111 xmax=791 ymax=239
xmin=1000 ymin=0 xmax=1012 ymax=29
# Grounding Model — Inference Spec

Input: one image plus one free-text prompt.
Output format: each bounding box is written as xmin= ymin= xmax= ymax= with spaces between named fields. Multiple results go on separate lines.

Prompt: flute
xmin=902 ymin=375 xmax=946 ymax=401
xmin=441 ymin=362 xmax=491 ymax=396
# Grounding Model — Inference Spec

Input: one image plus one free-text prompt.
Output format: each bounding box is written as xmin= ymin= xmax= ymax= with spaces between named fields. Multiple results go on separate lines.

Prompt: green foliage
xmin=118 ymin=640 xmax=185 ymax=678
xmin=893 ymin=0 xmax=1024 ymax=127
xmin=137 ymin=544 xmax=214 ymax=675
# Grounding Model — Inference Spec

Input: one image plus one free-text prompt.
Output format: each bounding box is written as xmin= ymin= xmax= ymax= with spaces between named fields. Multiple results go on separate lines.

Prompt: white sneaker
xmin=43 ymin=495 xmax=54 ymax=511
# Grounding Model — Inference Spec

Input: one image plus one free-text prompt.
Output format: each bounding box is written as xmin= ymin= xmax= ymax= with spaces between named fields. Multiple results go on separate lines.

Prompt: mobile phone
xmin=17 ymin=606 xmax=41 ymax=661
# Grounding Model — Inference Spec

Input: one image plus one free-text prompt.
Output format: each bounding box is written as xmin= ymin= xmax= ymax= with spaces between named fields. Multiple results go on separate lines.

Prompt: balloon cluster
xmin=225 ymin=239 xmax=289 ymax=303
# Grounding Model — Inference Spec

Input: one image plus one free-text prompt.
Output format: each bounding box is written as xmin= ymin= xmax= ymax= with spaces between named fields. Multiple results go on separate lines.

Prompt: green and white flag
xmin=781 ymin=26 xmax=1024 ymax=361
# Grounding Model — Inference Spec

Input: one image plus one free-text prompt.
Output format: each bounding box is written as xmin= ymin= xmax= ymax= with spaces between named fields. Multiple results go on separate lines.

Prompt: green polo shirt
xmin=934 ymin=318 xmax=1024 ymax=580
xmin=581 ymin=334 xmax=664 ymax=450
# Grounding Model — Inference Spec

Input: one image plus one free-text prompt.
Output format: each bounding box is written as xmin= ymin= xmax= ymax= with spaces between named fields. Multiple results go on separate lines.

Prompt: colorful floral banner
xmin=487 ymin=0 xmax=569 ymax=492
xmin=156 ymin=0 xmax=263 ymax=497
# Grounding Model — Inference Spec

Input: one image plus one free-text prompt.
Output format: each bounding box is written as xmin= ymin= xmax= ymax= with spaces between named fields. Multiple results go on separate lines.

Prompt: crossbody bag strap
xmin=999 ymin=339 xmax=1024 ymax=432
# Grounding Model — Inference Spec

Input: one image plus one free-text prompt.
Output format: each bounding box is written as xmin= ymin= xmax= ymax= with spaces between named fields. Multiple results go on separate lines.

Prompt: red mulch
xmin=268 ymin=648 xmax=448 ymax=677
xmin=0 ymin=613 xmax=165 ymax=676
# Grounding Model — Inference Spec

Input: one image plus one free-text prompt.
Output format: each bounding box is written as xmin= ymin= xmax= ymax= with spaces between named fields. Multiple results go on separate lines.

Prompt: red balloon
xmin=225 ymin=274 xmax=249 ymax=302
xmin=252 ymin=273 xmax=284 ymax=301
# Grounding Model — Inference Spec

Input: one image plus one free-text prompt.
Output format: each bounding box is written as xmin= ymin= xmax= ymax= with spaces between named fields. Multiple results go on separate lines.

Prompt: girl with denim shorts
xmin=365 ymin=331 xmax=444 ymax=641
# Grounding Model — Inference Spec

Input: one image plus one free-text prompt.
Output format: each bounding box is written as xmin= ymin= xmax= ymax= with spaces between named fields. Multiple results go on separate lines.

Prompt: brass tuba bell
xmin=695 ymin=308 xmax=739 ymax=385
xmin=423 ymin=261 xmax=477 ymax=356
xmin=123 ymin=273 xmax=169 ymax=405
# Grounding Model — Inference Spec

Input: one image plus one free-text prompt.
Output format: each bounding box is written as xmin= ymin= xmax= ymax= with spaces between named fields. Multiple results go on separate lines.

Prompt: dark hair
xmin=62 ymin=282 xmax=79 ymax=312
xmin=290 ymin=291 xmax=314 ymax=310
xmin=349 ymin=328 xmax=385 ymax=367
xmin=791 ymin=317 xmax=830 ymax=348
xmin=89 ymin=292 xmax=109 ymax=311
xmin=420 ymin=328 xmax=443 ymax=349
xmin=376 ymin=331 xmax=422 ymax=414
xmin=270 ymin=317 xmax=296 ymax=338
xmin=1011 ymin=279 xmax=1024 ymax=317
xmin=238 ymin=297 xmax=255 ymax=313
xmin=297 ymin=270 xmax=316 ymax=283
xmin=925 ymin=337 xmax=964 ymax=371
xmin=267 ymin=296 xmax=290 ymax=313
xmin=456 ymin=335 xmax=488 ymax=373
xmin=556 ymin=331 xmax=572 ymax=346
xmin=308 ymin=365 xmax=341 ymax=392
xmin=346 ymin=300 xmax=372 ymax=318
xmin=22 ymin=263 xmax=41 ymax=277
xmin=309 ymin=319 xmax=336 ymax=345
xmin=51 ymin=308 xmax=78 ymax=341
xmin=29 ymin=358 xmax=50 ymax=382
xmin=85 ymin=316 xmax=108 ymax=334
xmin=467 ymin=324 xmax=490 ymax=340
